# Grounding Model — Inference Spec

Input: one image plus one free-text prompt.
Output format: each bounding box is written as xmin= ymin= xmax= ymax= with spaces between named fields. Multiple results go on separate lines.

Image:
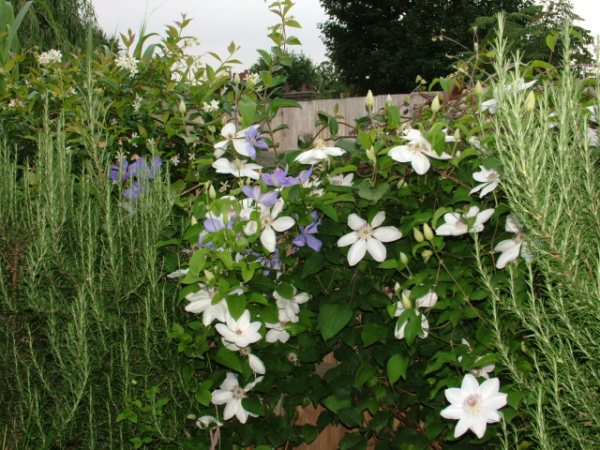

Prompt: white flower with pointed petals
xmin=435 ymin=206 xmax=494 ymax=236
xmin=258 ymin=198 xmax=295 ymax=253
xmin=212 ymin=158 xmax=262 ymax=180
xmin=328 ymin=173 xmax=354 ymax=186
xmin=295 ymin=139 xmax=345 ymax=165
xmin=184 ymin=285 xmax=231 ymax=326
xmin=494 ymin=213 xmax=532 ymax=269
xmin=470 ymin=166 xmax=500 ymax=198
xmin=274 ymin=288 xmax=310 ymax=323
xmin=215 ymin=310 xmax=262 ymax=348
xmin=440 ymin=374 xmax=507 ymax=439
xmin=196 ymin=415 xmax=223 ymax=429
xmin=337 ymin=211 xmax=402 ymax=266
xmin=265 ymin=321 xmax=290 ymax=343
xmin=211 ymin=373 xmax=263 ymax=423
xmin=393 ymin=290 xmax=438 ymax=340
xmin=388 ymin=129 xmax=452 ymax=175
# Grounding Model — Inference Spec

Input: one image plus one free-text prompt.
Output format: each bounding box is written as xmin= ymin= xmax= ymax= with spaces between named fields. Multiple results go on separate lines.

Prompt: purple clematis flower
xmin=241 ymin=185 xmax=279 ymax=207
xmin=293 ymin=211 xmax=322 ymax=252
xmin=234 ymin=126 xmax=268 ymax=160
xmin=262 ymin=166 xmax=313 ymax=187
xmin=110 ymin=160 xmax=130 ymax=181
xmin=123 ymin=181 xmax=142 ymax=200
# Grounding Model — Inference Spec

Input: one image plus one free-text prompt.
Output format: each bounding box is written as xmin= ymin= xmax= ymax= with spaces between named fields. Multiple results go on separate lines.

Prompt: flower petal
xmin=370 ymin=211 xmax=386 ymax=228
xmin=271 ymin=216 xmax=295 ymax=232
xmin=260 ymin=227 xmax=277 ymax=253
xmin=366 ymin=237 xmax=387 ymax=262
xmin=347 ymin=213 xmax=367 ymax=231
xmin=388 ymin=145 xmax=412 ymax=162
xmin=373 ymin=226 xmax=402 ymax=242
xmin=411 ymin=153 xmax=431 ymax=175
xmin=337 ymin=231 xmax=358 ymax=248
xmin=347 ymin=239 xmax=367 ymax=266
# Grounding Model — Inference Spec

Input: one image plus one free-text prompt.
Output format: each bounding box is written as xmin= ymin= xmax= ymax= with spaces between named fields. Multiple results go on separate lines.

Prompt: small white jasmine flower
xmin=202 ymin=99 xmax=220 ymax=113
xmin=337 ymin=211 xmax=402 ymax=266
xmin=257 ymin=198 xmax=295 ymax=253
xmin=37 ymin=49 xmax=62 ymax=65
xmin=215 ymin=310 xmax=262 ymax=349
xmin=132 ymin=94 xmax=142 ymax=112
xmin=212 ymin=158 xmax=262 ymax=180
xmin=328 ymin=173 xmax=354 ymax=186
xmin=246 ymin=73 xmax=260 ymax=85
xmin=494 ymin=213 xmax=532 ymax=269
xmin=295 ymin=139 xmax=345 ymax=165
xmin=115 ymin=51 xmax=139 ymax=77
xmin=8 ymin=98 xmax=23 ymax=109
xmin=440 ymin=374 xmax=507 ymax=439
xmin=211 ymin=373 xmax=263 ymax=424
xmin=435 ymin=206 xmax=494 ymax=236
xmin=170 ymin=155 xmax=180 ymax=166
xmin=470 ymin=166 xmax=500 ymax=198
xmin=388 ymin=129 xmax=452 ymax=175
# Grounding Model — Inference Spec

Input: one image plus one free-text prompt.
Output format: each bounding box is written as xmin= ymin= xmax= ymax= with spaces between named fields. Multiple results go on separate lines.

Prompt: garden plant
xmin=0 ymin=1 xmax=598 ymax=449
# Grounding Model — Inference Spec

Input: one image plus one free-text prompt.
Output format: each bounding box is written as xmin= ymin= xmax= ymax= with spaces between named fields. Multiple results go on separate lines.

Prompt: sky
xmin=92 ymin=0 xmax=600 ymax=69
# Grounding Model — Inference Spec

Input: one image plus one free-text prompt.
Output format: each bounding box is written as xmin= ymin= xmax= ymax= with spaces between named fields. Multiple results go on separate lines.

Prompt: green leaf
xmin=301 ymin=252 xmax=324 ymax=279
xmin=358 ymin=180 xmax=389 ymax=202
xmin=188 ymin=250 xmax=206 ymax=275
xmin=238 ymin=100 xmax=257 ymax=126
xmin=338 ymin=407 xmax=364 ymax=428
xmin=354 ymin=363 xmax=377 ymax=388
xmin=195 ymin=389 xmax=211 ymax=406
xmin=340 ymin=432 xmax=367 ymax=450
xmin=215 ymin=347 xmax=243 ymax=372
xmin=387 ymin=354 xmax=409 ymax=385
xmin=318 ymin=304 xmax=354 ymax=340
xmin=387 ymin=105 xmax=400 ymax=129
xmin=226 ymin=294 xmax=246 ymax=320
xmin=361 ymin=323 xmax=388 ymax=347
xmin=323 ymin=394 xmax=351 ymax=413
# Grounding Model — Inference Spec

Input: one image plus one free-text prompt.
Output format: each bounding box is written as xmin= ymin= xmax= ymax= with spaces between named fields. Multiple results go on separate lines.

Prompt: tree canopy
xmin=9 ymin=0 xmax=112 ymax=51
xmin=319 ymin=0 xmax=530 ymax=94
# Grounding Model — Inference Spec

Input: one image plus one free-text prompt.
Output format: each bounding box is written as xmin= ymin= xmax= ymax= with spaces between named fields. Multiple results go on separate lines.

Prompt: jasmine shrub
xmin=476 ymin=19 xmax=600 ymax=449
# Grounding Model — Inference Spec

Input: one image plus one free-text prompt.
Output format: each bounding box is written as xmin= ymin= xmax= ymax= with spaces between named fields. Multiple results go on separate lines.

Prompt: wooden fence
xmin=270 ymin=93 xmax=428 ymax=152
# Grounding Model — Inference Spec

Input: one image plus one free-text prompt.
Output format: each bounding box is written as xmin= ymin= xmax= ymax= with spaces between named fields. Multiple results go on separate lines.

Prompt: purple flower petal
xmin=305 ymin=234 xmax=323 ymax=252
xmin=204 ymin=217 xmax=225 ymax=232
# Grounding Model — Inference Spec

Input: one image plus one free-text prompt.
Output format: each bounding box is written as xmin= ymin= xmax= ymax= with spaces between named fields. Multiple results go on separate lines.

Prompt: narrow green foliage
xmin=477 ymin=16 xmax=600 ymax=449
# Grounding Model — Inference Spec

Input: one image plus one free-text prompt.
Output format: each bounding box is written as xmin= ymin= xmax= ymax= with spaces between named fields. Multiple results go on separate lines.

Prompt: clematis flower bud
xmin=178 ymin=100 xmax=186 ymax=115
xmin=365 ymin=90 xmax=374 ymax=110
xmin=385 ymin=94 xmax=393 ymax=108
xmin=394 ymin=282 xmax=401 ymax=293
xmin=431 ymin=95 xmax=441 ymax=113
xmin=474 ymin=81 xmax=483 ymax=96
xmin=525 ymin=91 xmax=535 ymax=111
xmin=413 ymin=227 xmax=425 ymax=243
xmin=399 ymin=252 xmax=409 ymax=265
xmin=191 ymin=215 xmax=198 ymax=225
xmin=453 ymin=129 xmax=461 ymax=142
xmin=423 ymin=223 xmax=434 ymax=241
xmin=401 ymin=292 xmax=412 ymax=309
xmin=208 ymin=184 xmax=217 ymax=199
xmin=422 ymin=249 xmax=433 ymax=263
xmin=203 ymin=270 xmax=215 ymax=282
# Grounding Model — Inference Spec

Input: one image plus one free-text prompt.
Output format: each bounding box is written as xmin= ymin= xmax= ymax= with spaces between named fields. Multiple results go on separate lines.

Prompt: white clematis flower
xmin=258 ymin=198 xmax=295 ymax=253
xmin=470 ymin=166 xmax=500 ymax=198
xmin=265 ymin=320 xmax=290 ymax=343
xmin=388 ymin=129 xmax=452 ymax=175
xmin=274 ymin=288 xmax=310 ymax=323
xmin=394 ymin=290 xmax=438 ymax=340
xmin=435 ymin=206 xmax=494 ymax=236
xmin=196 ymin=415 xmax=223 ymax=429
xmin=211 ymin=373 xmax=263 ymax=424
xmin=328 ymin=173 xmax=354 ymax=186
xmin=185 ymin=285 xmax=238 ymax=325
xmin=215 ymin=310 xmax=262 ymax=349
xmin=212 ymin=158 xmax=262 ymax=180
xmin=295 ymin=139 xmax=345 ymax=165
xmin=337 ymin=211 xmax=402 ymax=266
xmin=440 ymin=374 xmax=507 ymax=439
xmin=494 ymin=213 xmax=532 ymax=269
